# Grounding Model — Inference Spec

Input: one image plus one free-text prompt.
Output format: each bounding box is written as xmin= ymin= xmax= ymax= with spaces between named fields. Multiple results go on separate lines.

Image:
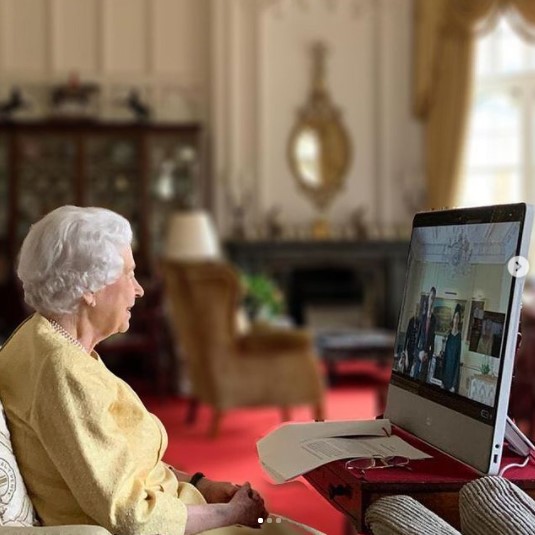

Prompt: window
xmin=457 ymin=18 xmax=535 ymax=209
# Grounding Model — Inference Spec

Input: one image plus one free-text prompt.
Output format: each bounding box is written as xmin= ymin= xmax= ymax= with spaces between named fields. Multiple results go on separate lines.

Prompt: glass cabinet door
xmin=1 ymin=122 xmax=206 ymax=273
xmin=85 ymin=135 xmax=142 ymax=244
xmin=148 ymin=132 xmax=202 ymax=256
xmin=16 ymin=134 xmax=77 ymax=247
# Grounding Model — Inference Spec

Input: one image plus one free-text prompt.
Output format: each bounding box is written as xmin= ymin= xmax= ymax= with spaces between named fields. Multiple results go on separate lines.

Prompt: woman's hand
xmin=196 ymin=477 xmax=239 ymax=503
xmin=226 ymin=482 xmax=268 ymax=528
xmin=184 ymin=484 xmax=268 ymax=535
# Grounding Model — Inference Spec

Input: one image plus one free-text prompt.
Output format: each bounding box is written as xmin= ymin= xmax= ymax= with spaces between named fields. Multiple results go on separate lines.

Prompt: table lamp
xmin=164 ymin=210 xmax=221 ymax=260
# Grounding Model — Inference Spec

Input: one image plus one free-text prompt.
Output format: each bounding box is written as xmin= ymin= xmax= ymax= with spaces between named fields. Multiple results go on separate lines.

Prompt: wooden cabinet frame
xmin=0 ymin=120 xmax=207 ymax=275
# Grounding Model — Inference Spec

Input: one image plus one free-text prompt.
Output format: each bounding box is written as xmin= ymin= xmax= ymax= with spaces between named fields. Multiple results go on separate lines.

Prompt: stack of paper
xmin=257 ymin=419 xmax=430 ymax=483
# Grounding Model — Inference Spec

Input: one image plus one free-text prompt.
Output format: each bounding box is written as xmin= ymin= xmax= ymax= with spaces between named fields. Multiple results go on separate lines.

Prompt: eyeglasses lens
xmin=345 ymin=456 xmax=410 ymax=471
xmin=345 ymin=458 xmax=376 ymax=471
xmin=382 ymin=456 xmax=410 ymax=468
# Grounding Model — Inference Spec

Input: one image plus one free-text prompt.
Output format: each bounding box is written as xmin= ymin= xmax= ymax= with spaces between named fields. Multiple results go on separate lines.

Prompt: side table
xmin=303 ymin=426 xmax=535 ymax=533
xmin=315 ymin=329 xmax=395 ymax=385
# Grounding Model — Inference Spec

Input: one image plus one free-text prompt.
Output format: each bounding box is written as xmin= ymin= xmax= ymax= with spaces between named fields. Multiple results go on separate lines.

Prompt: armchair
xmin=162 ymin=260 xmax=325 ymax=436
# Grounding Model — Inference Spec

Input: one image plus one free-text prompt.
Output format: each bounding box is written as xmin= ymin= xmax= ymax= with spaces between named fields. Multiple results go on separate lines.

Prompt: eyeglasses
xmin=344 ymin=455 xmax=411 ymax=473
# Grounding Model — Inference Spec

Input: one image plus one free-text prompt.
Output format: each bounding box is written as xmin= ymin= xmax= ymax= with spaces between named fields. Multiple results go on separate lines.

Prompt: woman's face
xmin=453 ymin=311 xmax=460 ymax=330
xmin=91 ymin=247 xmax=144 ymax=338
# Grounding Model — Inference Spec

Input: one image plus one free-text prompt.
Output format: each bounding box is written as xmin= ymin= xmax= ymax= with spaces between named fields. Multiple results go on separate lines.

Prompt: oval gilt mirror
xmin=288 ymin=42 xmax=351 ymax=212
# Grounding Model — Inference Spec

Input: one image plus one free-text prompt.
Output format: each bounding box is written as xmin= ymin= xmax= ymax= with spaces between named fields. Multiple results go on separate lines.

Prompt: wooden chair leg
xmin=313 ymin=402 xmax=325 ymax=422
xmin=185 ymin=398 xmax=199 ymax=424
xmin=209 ymin=409 xmax=222 ymax=438
xmin=280 ymin=406 xmax=291 ymax=421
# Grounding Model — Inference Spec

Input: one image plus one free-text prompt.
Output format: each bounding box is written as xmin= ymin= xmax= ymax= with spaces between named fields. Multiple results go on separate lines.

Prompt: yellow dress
xmin=0 ymin=314 xmax=295 ymax=535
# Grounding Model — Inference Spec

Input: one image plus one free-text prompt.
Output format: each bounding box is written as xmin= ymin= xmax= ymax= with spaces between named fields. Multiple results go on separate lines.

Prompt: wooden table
xmin=315 ymin=329 xmax=395 ymax=385
xmin=303 ymin=426 xmax=535 ymax=533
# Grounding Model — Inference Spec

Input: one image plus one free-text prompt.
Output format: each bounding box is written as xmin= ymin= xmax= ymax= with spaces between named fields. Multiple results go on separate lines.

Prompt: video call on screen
xmin=392 ymin=221 xmax=520 ymax=412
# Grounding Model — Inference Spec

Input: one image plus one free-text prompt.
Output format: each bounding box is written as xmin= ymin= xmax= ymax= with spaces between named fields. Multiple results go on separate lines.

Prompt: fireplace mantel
xmin=225 ymin=239 xmax=409 ymax=329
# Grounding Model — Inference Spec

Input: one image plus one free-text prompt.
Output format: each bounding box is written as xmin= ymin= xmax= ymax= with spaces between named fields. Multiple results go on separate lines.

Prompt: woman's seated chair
xmin=162 ymin=260 xmax=325 ymax=436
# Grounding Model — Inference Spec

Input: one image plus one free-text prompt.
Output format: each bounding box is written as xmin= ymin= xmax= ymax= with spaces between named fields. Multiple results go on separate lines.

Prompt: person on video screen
xmin=415 ymin=287 xmax=436 ymax=382
xmin=477 ymin=317 xmax=494 ymax=356
xmin=441 ymin=304 xmax=462 ymax=393
xmin=402 ymin=302 xmax=420 ymax=376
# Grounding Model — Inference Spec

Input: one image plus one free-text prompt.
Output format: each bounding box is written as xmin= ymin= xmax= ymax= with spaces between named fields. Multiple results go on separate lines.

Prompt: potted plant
xmin=240 ymin=272 xmax=285 ymax=321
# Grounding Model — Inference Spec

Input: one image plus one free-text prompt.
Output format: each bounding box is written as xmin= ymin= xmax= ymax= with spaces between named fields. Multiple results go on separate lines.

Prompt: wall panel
xmin=103 ymin=0 xmax=148 ymax=74
xmin=2 ymin=0 xmax=48 ymax=74
xmin=153 ymin=0 xmax=208 ymax=83
xmin=52 ymin=0 xmax=99 ymax=73
xmin=210 ymin=0 xmax=424 ymax=235
xmin=261 ymin=0 xmax=375 ymax=227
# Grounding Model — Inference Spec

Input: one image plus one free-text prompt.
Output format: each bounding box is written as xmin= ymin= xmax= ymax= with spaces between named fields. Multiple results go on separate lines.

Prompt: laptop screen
xmin=385 ymin=203 xmax=533 ymax=474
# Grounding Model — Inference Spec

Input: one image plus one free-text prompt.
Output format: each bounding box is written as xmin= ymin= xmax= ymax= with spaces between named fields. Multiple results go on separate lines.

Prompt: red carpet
xmin=143 ymin=368 xmax=386 ymax=535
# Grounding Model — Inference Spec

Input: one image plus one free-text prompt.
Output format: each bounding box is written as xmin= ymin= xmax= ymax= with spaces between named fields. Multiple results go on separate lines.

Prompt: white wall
xmin=0 ymin=0 xmax=424 ymax=235
xmin=210 ymin=0 xmax=424 ymax=236
xmin=0 ymin=0 xmax=210 ymax=121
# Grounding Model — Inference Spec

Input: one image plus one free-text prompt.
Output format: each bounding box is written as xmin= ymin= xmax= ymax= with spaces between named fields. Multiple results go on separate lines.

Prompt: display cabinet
xmin=0 ymin=120 xmax=207 ymax=274
xmin=0 ymin=121 xmax=206 ymax=393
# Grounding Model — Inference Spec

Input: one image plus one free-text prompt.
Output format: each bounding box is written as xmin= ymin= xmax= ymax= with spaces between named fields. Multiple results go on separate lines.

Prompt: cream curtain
xmin=413 ymin=0 xmax=535 ymax=210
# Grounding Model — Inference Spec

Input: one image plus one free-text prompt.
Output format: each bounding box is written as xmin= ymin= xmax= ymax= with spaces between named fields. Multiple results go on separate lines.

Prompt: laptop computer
xmin=384 ymin=203 xmax=533 ymax=475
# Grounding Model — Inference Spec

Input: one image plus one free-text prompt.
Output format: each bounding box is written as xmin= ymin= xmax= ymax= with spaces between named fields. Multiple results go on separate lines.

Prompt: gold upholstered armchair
xmin=162 ymin=260 xmax=325 ymax=436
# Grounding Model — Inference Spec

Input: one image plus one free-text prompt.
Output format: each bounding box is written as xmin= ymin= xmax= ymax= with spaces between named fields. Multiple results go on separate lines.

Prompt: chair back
xmin=162 ymin=261 xmax=242 ymax=403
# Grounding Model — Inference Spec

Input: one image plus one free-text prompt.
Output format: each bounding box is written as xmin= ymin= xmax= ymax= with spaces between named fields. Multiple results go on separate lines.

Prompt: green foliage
xmin=480 ymin=355 xmax=491 ymax=375
xmin=240 ymin=272 xmax=285 ymax=320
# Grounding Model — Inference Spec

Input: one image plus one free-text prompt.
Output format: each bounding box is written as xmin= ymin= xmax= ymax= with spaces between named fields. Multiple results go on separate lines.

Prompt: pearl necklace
xmin=48 ymin=319 xmax=89 ymax=354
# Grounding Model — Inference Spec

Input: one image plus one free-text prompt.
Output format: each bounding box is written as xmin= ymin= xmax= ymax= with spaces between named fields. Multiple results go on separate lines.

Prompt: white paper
xmin=257 ymin=419 xmax=430 ymax=483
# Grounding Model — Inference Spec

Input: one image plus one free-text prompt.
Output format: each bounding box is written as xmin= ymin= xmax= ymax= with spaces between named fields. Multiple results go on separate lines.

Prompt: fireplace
xmin=287 ymin=265 xmax=376 ymax=329
xmin=225 ymin=239 xmax=409 ymax=330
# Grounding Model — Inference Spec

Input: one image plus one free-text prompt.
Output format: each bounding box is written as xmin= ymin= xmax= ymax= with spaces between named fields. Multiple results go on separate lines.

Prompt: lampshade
xmin=164 ymin=211 xmax=221 ymax=260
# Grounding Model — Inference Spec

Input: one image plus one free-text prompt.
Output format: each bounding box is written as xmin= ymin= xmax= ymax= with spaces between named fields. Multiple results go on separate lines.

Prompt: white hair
xmin=17 ymin=205 xmax=133 ymax=315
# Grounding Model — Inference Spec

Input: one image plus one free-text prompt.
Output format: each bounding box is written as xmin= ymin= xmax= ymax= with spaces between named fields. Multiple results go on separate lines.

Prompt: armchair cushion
xmin=0 ymin=402 xmax=38 ymax=527
xmin=237 ymin=327 xmax=311 ymax=354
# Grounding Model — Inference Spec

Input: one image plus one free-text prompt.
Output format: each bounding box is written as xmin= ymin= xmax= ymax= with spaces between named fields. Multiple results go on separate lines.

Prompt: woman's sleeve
xmin=30 ymin=357 xmax=188 ymax=535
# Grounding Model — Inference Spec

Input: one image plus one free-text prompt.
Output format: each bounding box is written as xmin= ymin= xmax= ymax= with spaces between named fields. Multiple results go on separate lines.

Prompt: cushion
xmin=365 ymin=495 xmax=461 ymax=535
xmin=0 ymin=400 xmax=38 ymax=526
xmin=460 ymin=476 xmax=535 ymax=535
xmin=237 ymin=327 xmax=311 ymax=354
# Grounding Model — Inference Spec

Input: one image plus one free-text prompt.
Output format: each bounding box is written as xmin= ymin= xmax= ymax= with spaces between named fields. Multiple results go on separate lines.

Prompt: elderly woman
xmin=0 ymin=206 xmax=286 ymax=535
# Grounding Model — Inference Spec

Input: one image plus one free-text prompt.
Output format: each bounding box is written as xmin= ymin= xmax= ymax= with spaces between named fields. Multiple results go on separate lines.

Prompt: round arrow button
xmin=507 ymin=256 xmax=530 ymax=278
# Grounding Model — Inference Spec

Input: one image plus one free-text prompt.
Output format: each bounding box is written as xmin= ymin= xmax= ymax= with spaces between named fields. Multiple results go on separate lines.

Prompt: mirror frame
xmin=287 ymin=108 xmax=351 ymax=211
xmin=287 ymin=41 xmax=351 ymax=212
